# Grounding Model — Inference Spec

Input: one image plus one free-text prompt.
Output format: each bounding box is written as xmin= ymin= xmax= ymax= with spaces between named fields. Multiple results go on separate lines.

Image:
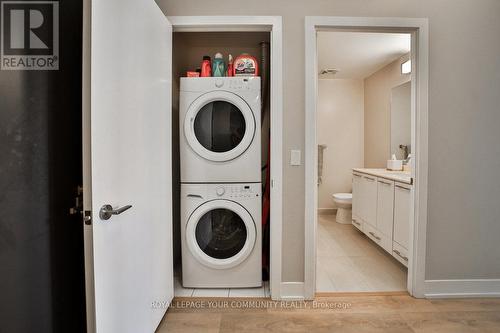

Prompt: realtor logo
xmin=1 ymin=1 xmax=58 ymax=70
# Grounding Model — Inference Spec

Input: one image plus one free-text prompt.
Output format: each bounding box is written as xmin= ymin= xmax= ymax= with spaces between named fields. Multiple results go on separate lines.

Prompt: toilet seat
xmin=332 ymin=193 xmax=352 ymax=204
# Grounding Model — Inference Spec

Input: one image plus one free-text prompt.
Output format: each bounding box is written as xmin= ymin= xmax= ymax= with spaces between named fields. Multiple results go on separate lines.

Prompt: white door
xmin=82 ymin=0 xmax=173 ymax=332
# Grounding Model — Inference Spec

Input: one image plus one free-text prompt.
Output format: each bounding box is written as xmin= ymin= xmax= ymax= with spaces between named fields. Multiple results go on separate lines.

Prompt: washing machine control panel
xmin=214 ymin=184 xmax=260 ymax=199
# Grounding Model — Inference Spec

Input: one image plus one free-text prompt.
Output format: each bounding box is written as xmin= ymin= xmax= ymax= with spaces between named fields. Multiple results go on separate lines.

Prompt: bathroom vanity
xmin=352 ymin=168 xmax=412 ymax=267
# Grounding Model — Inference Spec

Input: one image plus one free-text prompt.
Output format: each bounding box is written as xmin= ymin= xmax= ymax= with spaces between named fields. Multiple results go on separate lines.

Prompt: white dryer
xmin=180 ymin=77 xmax=261 ymax=183
xmin=181 ymin=183 xmax=261 ymax=288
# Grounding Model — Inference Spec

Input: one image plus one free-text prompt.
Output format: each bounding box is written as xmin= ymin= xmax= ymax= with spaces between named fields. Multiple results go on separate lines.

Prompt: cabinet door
xmin=394 ymin=183 xmax=411 ymax=249
xmin=352 ymin=173 xmax=363 ymax=220
xmin=363 ymin=175 xmax=378 ymax=227
xmin=376 ymin=178 xmax=394 ymax=238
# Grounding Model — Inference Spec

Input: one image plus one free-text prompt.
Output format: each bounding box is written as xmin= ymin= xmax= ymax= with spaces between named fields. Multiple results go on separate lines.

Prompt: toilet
xmin=332 ymin=193 xmax=352 ymax=224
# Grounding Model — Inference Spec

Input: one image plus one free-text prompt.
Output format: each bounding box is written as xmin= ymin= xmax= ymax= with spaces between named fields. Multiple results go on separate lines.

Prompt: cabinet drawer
xmin=363 ymin=223 xmax=392 ymax=253
xmin=392 ymin=241 xmax=409 ymax=267
xmin=351 ymin=216 xmax=363 ymax=232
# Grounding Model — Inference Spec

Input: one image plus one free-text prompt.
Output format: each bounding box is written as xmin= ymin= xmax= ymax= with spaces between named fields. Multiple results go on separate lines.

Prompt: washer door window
xmin=186 ymin=200 xmax=256 ymax=269
xmin=185 ymin=91 xmax=256 ymax=162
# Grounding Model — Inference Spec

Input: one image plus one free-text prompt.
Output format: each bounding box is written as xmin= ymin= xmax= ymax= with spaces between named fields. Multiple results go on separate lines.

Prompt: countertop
xmin=353 ymin=168 xmax=412 ymax=185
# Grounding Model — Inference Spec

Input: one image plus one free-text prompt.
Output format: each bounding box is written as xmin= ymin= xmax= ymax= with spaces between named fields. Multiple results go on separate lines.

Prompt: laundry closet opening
xmin=171 ymin=31 xmax=272 ymax=297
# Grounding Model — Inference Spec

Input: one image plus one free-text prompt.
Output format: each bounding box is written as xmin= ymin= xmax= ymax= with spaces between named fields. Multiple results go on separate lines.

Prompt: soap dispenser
xmin=387 ymin=154 xmax=403 ymax=171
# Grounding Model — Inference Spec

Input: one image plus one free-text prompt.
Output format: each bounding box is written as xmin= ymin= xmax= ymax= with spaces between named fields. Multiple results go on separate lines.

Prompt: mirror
xmin=390 ymin=81 xmax=411 ymax=160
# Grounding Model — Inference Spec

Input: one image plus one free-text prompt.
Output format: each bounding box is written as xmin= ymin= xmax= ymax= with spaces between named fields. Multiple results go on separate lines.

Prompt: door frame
xmin=168 ymin=16 xmax=284 ymax=300
xmin=304 ymin=16 xmax=429 ymax=299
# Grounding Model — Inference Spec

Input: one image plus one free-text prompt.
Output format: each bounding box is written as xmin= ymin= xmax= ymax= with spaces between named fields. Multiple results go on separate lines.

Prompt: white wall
xmin=317 ymin=79 xmax=364 ymax=211
xmin=159 ymin=0 xmax=500 ymax=282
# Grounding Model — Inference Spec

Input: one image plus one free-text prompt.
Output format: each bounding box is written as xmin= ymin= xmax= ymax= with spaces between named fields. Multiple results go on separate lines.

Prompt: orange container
xmin=186 ymin=71 xmax=200 ymax=77
xmin=233 ymin=54 xmax=259 ymax=76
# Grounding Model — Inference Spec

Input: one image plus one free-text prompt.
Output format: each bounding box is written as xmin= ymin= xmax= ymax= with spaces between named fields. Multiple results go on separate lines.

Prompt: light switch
xmin=290 ymin=150 xmax=301 ymax=166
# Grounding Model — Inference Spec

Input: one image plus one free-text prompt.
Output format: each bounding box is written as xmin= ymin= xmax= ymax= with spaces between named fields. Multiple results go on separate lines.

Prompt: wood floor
xmin=156 ymin=295 xmax=500 ymax=332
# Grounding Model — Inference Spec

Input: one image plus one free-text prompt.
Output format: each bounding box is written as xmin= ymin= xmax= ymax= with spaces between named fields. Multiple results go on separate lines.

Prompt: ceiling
xmin=317 ymin=31 xmax=411 ymax=80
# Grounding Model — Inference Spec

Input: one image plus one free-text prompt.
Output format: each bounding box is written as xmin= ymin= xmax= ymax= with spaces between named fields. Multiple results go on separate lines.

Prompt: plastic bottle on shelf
xmin=212 ymin=53 xmax=226 ymax=77
xmin=233 ymin=53 xmax=259 ymax=76
xmin=227 ymin=54 xmax=234 ymax=77
xmin=200 ymin=56 xmax=212 ymax=77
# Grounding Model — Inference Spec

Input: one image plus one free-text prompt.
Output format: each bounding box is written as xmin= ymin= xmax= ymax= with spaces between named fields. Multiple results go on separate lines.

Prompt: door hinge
xmin=69 ymin=185 xmax=91 ymax=224
xmin=69 ymin=185 xmax=83 ymax=215
xmin=83 ymin=210 xmax=92 ymax=225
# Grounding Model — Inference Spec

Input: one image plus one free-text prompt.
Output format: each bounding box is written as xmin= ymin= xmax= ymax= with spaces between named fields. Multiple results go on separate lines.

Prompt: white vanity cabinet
xmin=351 ymin=169 xmax=412 ymax=267
xmin=393 ymin=182 xmax=412 ymax=266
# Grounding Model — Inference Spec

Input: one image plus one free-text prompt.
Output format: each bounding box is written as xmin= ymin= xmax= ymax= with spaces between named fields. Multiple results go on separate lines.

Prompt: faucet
xmin=399 ymin=144 xmax=410 ymax=162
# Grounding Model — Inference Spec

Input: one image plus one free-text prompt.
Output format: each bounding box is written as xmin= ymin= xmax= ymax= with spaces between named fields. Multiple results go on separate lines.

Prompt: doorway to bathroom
xmin=304 ymin=17 xmax=429 ymax=298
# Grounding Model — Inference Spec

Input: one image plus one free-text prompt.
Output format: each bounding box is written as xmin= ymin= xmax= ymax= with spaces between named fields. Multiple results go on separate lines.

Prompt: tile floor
xmin=316 ymin=214 xmax=407 ymax=292
xmin=174 ymin=270 xmax=270 ymax=298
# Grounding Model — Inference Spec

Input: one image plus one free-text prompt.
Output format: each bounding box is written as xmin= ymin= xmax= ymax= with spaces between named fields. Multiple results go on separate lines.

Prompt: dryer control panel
xmin=227 ymin=78 xmax=254 ymax=91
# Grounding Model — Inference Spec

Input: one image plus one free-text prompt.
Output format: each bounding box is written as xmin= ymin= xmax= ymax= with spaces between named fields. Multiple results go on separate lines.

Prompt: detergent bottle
xmin=233 ymin=53 xmax=259 ymax=76
xmin=227 ymin=54 xmax=234 ymax=77
xmin=212 ymin=53 xmax=226 ymax=77
xmin=200 ymin=56 xmax=212 ymax=77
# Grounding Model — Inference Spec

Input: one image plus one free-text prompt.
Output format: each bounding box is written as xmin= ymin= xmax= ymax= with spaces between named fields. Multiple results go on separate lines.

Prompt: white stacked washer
xmin=179 ymin=77 xmax=262 ymax=288
xmin=181 ymin=183 xmax=261 ymax=288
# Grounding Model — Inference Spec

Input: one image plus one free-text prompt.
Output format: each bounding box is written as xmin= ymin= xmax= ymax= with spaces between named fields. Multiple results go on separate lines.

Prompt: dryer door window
xmin=184 ymin=91 xmax=256 ymax=162
xmin=194 ymin=101 xmax=246 ymax=153
xmin=186 ymin=200 xmax=256 ymax=269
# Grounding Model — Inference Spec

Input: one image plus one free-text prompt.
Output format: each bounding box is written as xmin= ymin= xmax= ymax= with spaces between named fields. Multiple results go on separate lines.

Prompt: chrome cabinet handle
xmin=368 ymin=231 xmax=381 ymax=241
xmin=378 ymin=180 xmax=392 ymax=186
xmin=352 ymin=219 xmax=361 ymax=226
xmin=364 ymin=177 xmax=375 ymax=182
xmin=395 ymin=185 xmax=411 ymax=191
xmin=393 ymin=249 xmax=409 ymax=261
xmin=353 ymin=174 xmax=362 ymax=178
xmin=99 ymin=204 xmax=132 ymax=220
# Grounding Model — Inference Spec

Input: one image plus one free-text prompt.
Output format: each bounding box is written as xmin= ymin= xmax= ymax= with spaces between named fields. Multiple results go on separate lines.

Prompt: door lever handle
xmin=99 ymin=204 xmax=132 ymax=220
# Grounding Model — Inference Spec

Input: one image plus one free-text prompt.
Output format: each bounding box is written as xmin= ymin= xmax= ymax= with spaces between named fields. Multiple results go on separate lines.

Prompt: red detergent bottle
xmin=200 ymin=56 xmax=212 ymax=77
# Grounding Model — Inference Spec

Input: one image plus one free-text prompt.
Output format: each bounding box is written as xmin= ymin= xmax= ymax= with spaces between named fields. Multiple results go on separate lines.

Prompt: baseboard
xmin=424 ymin=279 xmax=500 ymax=298
xmin=318 ymin=208 xmax=336 ymax=215
xmin=280 ymin=282 xmax=305 ymax=300
xmin=315 ymin=291 xmax=408 ymax=297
